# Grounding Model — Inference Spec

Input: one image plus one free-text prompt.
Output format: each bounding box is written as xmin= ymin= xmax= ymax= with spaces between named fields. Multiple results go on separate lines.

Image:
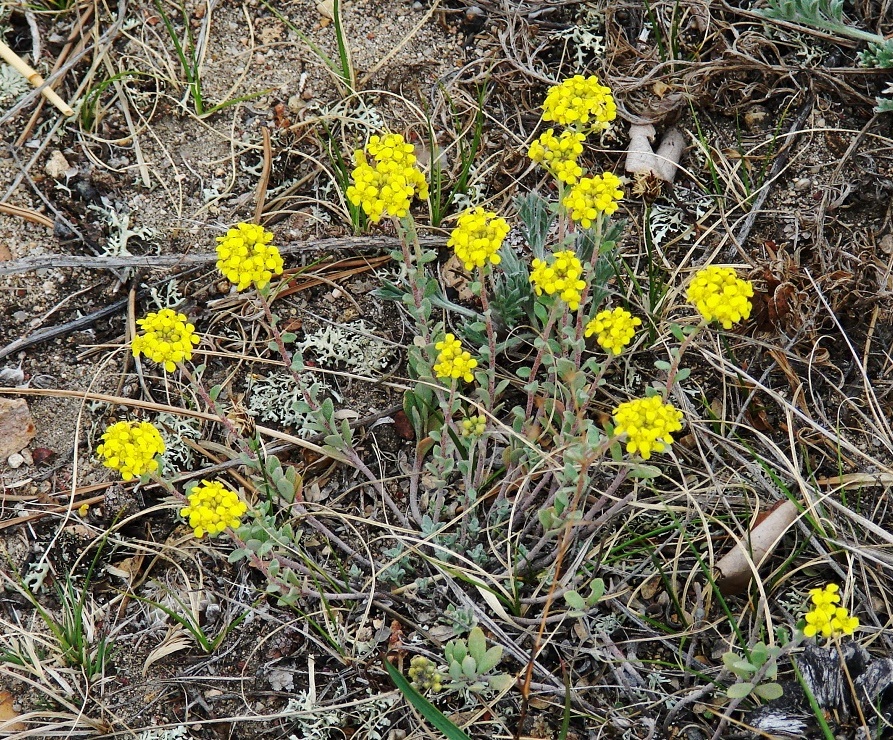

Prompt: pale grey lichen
xmin=136 ymin=725 xmax=192 ymax=740
xmin=0 ymin=63 xmax=29 ymax=109
xmin=155 ymin=412 xmax=201 ymax=470
xmin=296 ymin=320 xmax=394 ymax=375
xmin=245 ymin=371 xmax=331 ymax=436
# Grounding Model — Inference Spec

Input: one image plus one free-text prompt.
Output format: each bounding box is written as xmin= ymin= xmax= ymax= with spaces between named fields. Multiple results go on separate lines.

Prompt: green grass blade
xmin=383 ymin=658 xmax=472 ymax=740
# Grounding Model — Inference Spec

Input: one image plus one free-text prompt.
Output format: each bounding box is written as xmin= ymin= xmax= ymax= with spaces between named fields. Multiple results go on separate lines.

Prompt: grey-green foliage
xmin=760 ymin=0 xmax=893 ymax=111
xmin=516 ymin=191 xmax=555 ymax=258
xmin=564 ymin=577 xmax=605 ymax=612
xmin=443 ymin=627 xmax=513 ymax=693
xmin=723 ymin=641 xmax=784 ymax=702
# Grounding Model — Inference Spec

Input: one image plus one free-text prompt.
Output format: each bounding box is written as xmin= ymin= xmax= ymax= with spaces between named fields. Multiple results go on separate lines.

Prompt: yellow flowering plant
xmin=216 ymin=222 xmax=284 ymax=292
xmin=686 ymin=265 xmax=754 ymax=329
xmin=180 ymin=480 xmax=248 ymax=538
xmin=448 ymin=207 xmax=509 ymax=271
xmin=132 ymin=308 xmax=201 ymax=372
xmin=585 ymin=307 xmax=642 ymax=355
xmin=96 ymin=420 xmax=166 ymax=480
xmin=802 ymin=584 xmax=860 ymax=639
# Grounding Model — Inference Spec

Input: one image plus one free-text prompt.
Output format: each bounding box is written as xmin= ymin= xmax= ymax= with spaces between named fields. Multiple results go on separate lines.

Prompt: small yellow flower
xmin=686 ymin=266 xmax=754 ymax=329
xmin=408 ymin=655 xmax=443 ymax=693
xmin=542 ymin=75 xmax=617 ymax=131
xmin=216 ymin=222 xmax=284 ymax=291
xmin=529 ymin=250 xmax=587 ymax=311
xmin=803 ymin=584 xmax=859 ymax=639
xmin=613 ymin=396 xmax=684 ymax=460
xmin=180 ymin=479 xmax=248 ymax=538
xmin=433 ymin=333 xmax=478 ymax=383
xmin=562 ymin=173 xmax=624 ymax=227
xmin=448 ymin=207 xmax=509 ymax=271
xmin=131 ymin=308 xmax=200 ymax=372
xmin=96 ymin=420 xmax=166 ymax=480
xmin=527 ymin=129 xmax=586 ymax=184
xmin=78 ymin=503 xmax=90 ymax=517
xmin=346 ymin=133 xmax=429 ymax=223
xmin=461 ymin=414 xmax=487 ymax=437
xmin=585 ymin=307 xmax=642 ymax=355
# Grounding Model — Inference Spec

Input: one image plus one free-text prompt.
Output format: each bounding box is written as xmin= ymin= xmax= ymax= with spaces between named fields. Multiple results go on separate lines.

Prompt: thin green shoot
xmin=792 ymin=656 xmax=836 ymax=740
xmin=258 ymin=0 xmax=354 ymax=96
xmin=428 ymin=83 xmax=487 ymax=227
xmin=687 ymin=102 xmax=724 ymax=197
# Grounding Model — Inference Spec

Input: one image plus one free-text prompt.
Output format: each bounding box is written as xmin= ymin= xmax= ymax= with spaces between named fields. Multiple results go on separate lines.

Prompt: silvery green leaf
xmin=462 ymin=655 xmax=477 ymax=678
xmin=726 ymin=682 xmax=754 ymax=699
xmin=564 ymin=590 xmax=586 ymax=610
xmin=468 ymin=627 xmax=487 ymax=664
xmin=754 ymin=682 xmax=783 ymax=701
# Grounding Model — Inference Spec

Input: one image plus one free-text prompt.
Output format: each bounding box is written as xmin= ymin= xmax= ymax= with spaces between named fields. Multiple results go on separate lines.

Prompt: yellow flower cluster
xmin=527 ymin=129 xmax=585 ymax=184
xmin=96 ymin=420 xmax=165 ymax=480
xmin=216 ymin=222 xmax=284 ymax=292
xmin=448 ymin=207 xmax=509 ymax=271
xmin=542 ymin=75 xmax=617 ymax=131
xmin=132 ymin=309 xmax=200 ymax=372
xmin=346 ymin=133 xmax=429 ymax=223
xmin=529 ymin=250 xmax=587 ymax=311
xmin=562 ymin=173 xmax=624 ymax=227
xmin=585 ymin=307 xmax=642 ymax=355
xmin=803 ymin=584 xmax=860 ymax=639
xmin=408 ymin=656 xmax=443 ymax=693
xmin=461 ymin=414 xmax=487 ymax=437
xmin=686 ymin=266 xmax=754 ymax=330
xmin=613 ymin=396 xmax=684 ymax=460
xmin=180 ymin=479 xmax=248 ymax=538
xmin=433 ymin=333 xmax=478 ymax=383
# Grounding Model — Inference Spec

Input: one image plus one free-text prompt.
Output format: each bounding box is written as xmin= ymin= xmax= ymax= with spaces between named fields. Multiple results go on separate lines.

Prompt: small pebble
xmin=793 ymin=177 xmax=812 ymax=191
xmin=412 ymin=1 xmax=423 ymax=9
xmin=20 ymin=449 xmax=33 ymax=466
xmin=7 ymin=453 xmax=25 ymax=469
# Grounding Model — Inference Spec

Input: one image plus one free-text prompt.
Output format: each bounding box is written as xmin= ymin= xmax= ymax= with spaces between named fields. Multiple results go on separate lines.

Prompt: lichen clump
xmin=96 ymin=421 xmax=166 ymax=480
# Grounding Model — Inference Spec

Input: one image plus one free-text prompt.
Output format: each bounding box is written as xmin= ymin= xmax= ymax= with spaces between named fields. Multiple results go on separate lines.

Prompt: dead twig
xmin=0 ymin=39 xmax=73 ymax=116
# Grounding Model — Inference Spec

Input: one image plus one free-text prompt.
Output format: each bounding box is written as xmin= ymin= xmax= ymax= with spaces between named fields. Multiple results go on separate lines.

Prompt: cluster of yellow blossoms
xmin=408 ymin=656 xmax=443 ymax=693
xmin=461 ymin=414 xmax=487 ymax=437
xmin=132 ymin=309 xmax=200 ymax=373
xmin=346 ymin=133 xmax=429 ymax=222
xmin=585 ymin=307 xmax=642 ymax=355
xmin=180 ymin=479 xmax=248 ymax=538
xmin=686 ymin=266 xmax=754 ymax=329
xmin=448 ymin=207 xmax=509 ymax=271
xmin=216 ymin=222 xmax=284 ymax=291
xmin=612 ymin=396 xmax=684 ymax=460
xmin=803 ymin=584 xmax=860 ymax=639
xmin=529 ymin=250 xmax=587 ymax=311
xmin=433 ymin=333 xmax=478 ymax=383
xmin=562 ymin=173 xmax=625 ymax=227
xmin=96 ymin=420 xmax=166 ymax=480
xmin=527 ymin=129 xmax=585 ymax=185
xmin=542 ymin=75 xmax=617 ymax=130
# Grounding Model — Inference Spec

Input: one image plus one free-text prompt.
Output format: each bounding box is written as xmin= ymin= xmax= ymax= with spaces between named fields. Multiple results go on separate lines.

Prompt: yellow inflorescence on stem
xmin=562 ymin=173 xmax=624 ymax=227
xmin=131 ymin=308 xmax=200 ymax=372
xmin=180 ymin=479 xmax=248 ymax=538
xmin=585 ymin=307 xmax=642 ymax=355
xmin=542 ymin=75 xmax=617 ymax=130
xmin=527 ymin=129 xmax=586 ymax=184
xmin=96 ymin=420 xmax=166 ymax=480
xmin=215 ymin=222 xmax=284 ymax=291
xmin=686 ymin=265 xmax=754 ymax=329
xmin=461 ymin=414 xmax=487 ymax=437
xmin=613 ymin=396 xmax=684 ymax=460
xmin=433 ymin=333 xmax=478 ymax=383
xmin=529 ymin=250 xmax=587 ymax=311
xmin=448 ymin=207 xmax=509 ymax=271
xmin=408 ymin=656 xmax=443 ymax=693
xmin=346 ymin=133 xmax=429 ymax=223
xmin=803 ymin=584 xmax=860 ymax=639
